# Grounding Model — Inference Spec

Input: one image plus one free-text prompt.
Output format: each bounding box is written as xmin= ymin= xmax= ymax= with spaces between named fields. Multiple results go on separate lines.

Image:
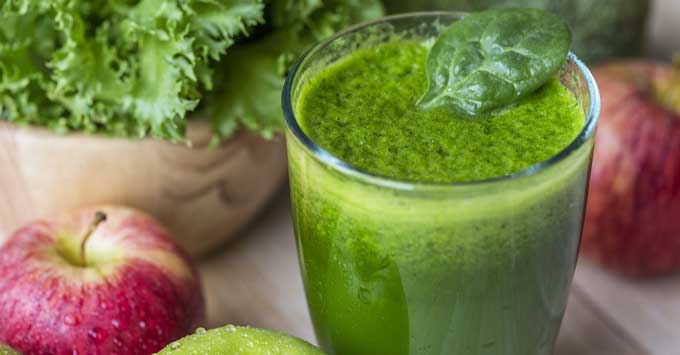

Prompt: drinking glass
xmin=282 ymin=12 xmax=600 ymax=355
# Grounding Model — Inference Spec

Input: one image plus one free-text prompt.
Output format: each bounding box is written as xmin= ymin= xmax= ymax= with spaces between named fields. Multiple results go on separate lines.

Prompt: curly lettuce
xmin=0 ymin=0 xmax=382 ymax=141
xmin=205 ymin=0 xmax=383 ymax=141
xmin=0 ymin=0 xmax=263 ymax=141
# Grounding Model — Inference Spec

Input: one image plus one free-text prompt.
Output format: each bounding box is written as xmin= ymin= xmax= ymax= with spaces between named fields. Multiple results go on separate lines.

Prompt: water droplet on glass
xmin=139 ymin=321 xmax=147 ymax=329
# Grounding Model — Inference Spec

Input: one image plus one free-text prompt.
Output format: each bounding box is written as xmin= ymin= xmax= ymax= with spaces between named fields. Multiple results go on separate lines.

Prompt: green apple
xmin=0 ymin=344 xmax=20 ymax=355
xmin=156 ymin=326 xmax=324 ymax=355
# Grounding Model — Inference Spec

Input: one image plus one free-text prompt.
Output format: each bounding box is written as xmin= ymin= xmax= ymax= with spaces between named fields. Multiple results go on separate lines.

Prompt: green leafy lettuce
xmin=203 ymin=0 xmax=384 ymax=142
xmin=0 ymin=0 xmax=382 ymax=141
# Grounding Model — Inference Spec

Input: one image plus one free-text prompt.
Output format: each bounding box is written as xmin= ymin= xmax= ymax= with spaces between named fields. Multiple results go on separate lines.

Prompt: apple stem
xmin=80 ymin=211 xmax=107 ymax=266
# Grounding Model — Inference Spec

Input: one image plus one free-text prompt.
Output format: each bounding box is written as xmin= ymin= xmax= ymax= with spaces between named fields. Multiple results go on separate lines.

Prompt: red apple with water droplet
xmin=0 ymin=206 xmax=205 ymax=355
xmin=582 ymin=60 xmax=680 ymax=277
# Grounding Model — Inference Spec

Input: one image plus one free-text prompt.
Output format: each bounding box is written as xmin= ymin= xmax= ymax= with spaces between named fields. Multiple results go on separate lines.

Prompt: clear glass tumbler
xmin=282 ymin=12 xmax=600 ymax=355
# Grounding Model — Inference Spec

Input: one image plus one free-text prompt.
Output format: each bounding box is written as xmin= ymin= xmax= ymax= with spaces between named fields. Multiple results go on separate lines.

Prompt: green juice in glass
xmin=283 ymin=13 xmax=599 ymax=355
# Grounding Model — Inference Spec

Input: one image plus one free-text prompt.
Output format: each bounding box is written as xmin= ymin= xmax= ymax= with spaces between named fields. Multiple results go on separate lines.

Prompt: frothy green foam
xmin=296 ymin=41 xmax=584 ymax=183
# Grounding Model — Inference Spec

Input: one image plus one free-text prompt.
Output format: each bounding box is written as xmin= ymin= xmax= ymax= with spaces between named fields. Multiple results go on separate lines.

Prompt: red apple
xmin=582 ymin=60 xmax=680 ymax=277
xmin=0 ymin=206 xmax=205 ymax=355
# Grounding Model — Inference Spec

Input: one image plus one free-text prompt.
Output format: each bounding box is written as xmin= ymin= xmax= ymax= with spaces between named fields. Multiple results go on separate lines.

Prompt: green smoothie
xmin=285 ymin=14 xmax=596 ymax=355
xmin=297 ymin=42 xmax=584 ymax=182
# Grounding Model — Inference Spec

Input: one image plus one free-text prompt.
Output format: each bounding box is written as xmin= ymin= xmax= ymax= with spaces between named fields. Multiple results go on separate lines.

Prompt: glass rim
xmin=281 ymin=11 xmax=601 ymax=190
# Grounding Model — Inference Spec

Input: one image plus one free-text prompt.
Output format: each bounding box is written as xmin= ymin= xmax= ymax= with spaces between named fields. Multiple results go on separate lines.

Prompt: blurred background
xmin=649 ymin=0 xmax=680 ymax=59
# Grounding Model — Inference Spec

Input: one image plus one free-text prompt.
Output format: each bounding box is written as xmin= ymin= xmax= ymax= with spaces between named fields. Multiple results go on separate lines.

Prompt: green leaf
xmin=419 ymin=8 xmax=571 ymax=116
xmin=188 ymin=0 xmax=264 ymax=61
xmin=0 ymin=0 xmax=380 ymax=141
xmin=206 ymin=30 xmax=294 ymax=141
xmin=269 ymin=0 xmax=323 ymax=28
xmin=206 ymin=0 xmax=383 ymax=141
xmin=0 ymin=0 xmax=264 ymax=141
xmin=0 ymin=0 xmax=49 ymax=14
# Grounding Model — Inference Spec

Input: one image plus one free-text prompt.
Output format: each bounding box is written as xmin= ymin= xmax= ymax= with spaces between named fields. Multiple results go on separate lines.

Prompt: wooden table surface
xmin=199 ymin=189 xmax=680 ymax=355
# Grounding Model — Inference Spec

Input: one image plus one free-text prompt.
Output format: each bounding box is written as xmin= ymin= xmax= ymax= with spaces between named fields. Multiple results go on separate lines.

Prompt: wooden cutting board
xmin=199 ymin=190 xmax=680 ymax=355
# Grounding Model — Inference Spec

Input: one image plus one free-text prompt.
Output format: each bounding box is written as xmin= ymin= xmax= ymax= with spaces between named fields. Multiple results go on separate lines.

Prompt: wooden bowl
xmin=0 ymin=120 xmax=287 ymax=256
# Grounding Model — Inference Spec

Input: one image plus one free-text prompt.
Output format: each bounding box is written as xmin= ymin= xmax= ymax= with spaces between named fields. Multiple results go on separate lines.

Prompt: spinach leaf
xmin=418 ymin=8 xmax=571 ymax=116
